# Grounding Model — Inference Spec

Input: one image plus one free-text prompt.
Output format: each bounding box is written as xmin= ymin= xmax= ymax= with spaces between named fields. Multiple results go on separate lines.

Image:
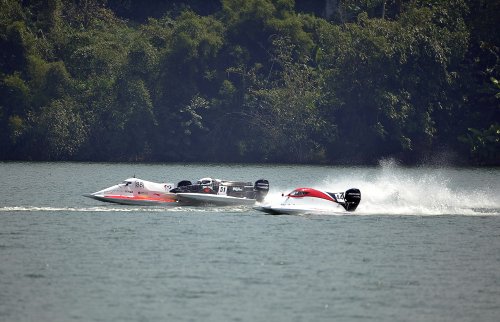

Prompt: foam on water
xmin=325 ymin=160 xmax=498 ymax=216
xmin=0 ymin=206 xmax=165 ymax=212
xmin=2 ymin=160 xmax=498 ymax=216
xmin=263 ymin=160 xmax=500 ymax=216
xmin=0 ymin=205 xmax=250 ymax=213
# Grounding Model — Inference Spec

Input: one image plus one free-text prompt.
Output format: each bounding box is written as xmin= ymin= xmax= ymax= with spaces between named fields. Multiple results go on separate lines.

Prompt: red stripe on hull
xmin=103 ymin=195 xmax=176 ymax=203
xmin=287 ymin=188 xmax=336 ymax=202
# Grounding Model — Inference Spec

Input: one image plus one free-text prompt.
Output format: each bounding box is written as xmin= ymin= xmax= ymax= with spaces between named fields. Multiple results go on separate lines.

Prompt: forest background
xmin=0 ymin=0 xmax=498 ymax=165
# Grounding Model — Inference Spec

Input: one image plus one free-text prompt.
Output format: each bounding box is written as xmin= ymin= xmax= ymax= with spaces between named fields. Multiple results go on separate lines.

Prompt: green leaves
xmin=35 ymin=97 xmax=87 ymax=159
xmin=241 ymin=36 xmax=329 ymax=162
xmin=0 ymin=0 xmax=497 ymax=165
xmin=459 ymin=124 xmax=500 ymax=165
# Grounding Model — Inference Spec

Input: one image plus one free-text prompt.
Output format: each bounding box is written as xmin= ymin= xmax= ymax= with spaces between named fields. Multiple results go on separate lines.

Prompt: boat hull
xmin=84 ymin=193 xmax=177 ymax=206
xmin=253 ymin=204 xmax=346 ymax=215
xmin=176 ymin=193 xmax=257 ymax=206
xmin=84 ymin=178 xmax=177 ymax=206
xmin=254 ymin=187 xmax=360 ymax=215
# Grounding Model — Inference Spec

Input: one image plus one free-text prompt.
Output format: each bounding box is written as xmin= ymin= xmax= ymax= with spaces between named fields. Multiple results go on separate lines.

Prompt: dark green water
xmin=1 ymin=162 xmax=499 ymax=321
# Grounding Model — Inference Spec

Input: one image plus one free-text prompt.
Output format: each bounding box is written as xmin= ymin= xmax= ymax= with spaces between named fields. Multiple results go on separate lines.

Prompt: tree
xmin=31 ymin=97 xmax=87 ymax=160
xmin=317 ymin=3 xmax=469 ymax=163
xmin=0 ymin=0 xmax=497 ymax=164
xmin=239 ymin=36 xmax=329 ymax=162
xmin=151 ymin=10 xmax=224 ymax=160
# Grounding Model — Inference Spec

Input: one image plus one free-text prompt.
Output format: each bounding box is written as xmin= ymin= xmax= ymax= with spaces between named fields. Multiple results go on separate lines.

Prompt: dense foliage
xmin=0 ymin=0 xmax=498 ymax=165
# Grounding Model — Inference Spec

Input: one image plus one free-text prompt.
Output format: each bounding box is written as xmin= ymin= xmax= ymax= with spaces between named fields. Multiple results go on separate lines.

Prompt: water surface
xmin=1 ymin=162 xmax=499 ymax=321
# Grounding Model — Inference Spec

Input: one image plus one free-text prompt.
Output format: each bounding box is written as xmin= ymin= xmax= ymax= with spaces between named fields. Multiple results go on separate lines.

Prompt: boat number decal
xmin=135 ymin=182 xmax=144 ymax=188
xmin=218 ymin=186 xmax=228 ymax=195
xmin=164 ymin=184 xmax=173 ymax=191
xmin=335 ymin=193 xmax=344 ymax=201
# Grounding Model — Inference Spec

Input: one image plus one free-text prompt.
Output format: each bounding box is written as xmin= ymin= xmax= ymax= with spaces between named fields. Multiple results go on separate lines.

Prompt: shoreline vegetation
xmin=0 ymin=0 xmax=498 ymax=165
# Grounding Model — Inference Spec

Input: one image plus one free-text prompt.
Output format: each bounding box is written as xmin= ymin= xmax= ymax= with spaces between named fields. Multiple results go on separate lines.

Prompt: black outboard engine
xmin=177 ymin=180 xmax=192 ymax=187
xmin=343 ymin=188 xmax=361 ymax=212
xmin=170 ymin=180 xmax=192 ymax=193
xmin=254 ymin=179 xmax=270 ymax=202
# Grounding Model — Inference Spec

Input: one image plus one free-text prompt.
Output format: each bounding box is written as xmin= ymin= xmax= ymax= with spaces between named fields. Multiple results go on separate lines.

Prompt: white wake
xmin=265 ymin=160 xmax=500 ymax=216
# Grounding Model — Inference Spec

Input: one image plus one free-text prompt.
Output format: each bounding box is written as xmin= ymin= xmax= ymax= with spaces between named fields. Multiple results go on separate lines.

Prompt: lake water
xmin=1 ymin=161 xmax=499 ymax=322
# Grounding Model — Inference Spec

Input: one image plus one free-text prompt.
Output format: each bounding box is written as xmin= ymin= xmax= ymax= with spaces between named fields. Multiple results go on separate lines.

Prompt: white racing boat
xmin=170 ymin=178 xmax=269 ymax=206
xmin=254 ymin=187 xmax=361 ymax=215
xmin=84 ymin=178 xmax=177 ymax=206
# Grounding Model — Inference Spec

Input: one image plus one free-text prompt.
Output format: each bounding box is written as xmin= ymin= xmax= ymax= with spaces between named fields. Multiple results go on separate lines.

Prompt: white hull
xmin=176 ymin=193 xmax=257 ymax=206
xmin=254 ymin=187 xmax=360 ymax=215
xmin=84 ymin=193 xmax=177 ymax=206
xmin=254 ymin=204 xmax=346 ymax=215
xmin=84 ymin=178 xmax=177 ymax=206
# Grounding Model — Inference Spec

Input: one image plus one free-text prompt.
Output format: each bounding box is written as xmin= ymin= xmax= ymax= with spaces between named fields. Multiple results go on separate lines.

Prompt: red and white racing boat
xmin=254 ymin=187 xmax=361 ymax=215
xmin=84 ymin=178 xmax=177 ymax=205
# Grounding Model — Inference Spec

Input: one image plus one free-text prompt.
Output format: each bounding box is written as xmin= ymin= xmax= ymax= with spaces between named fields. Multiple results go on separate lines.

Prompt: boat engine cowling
xmin=177 ymin=180 xmax=192 ymax=187
xmin=254 ymin=179 xmax=270 ymax=202
xmin=343 ymin=188 xmax=361 ymax=212
xmin=170 ymin=180 xmax=193 ymax=193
